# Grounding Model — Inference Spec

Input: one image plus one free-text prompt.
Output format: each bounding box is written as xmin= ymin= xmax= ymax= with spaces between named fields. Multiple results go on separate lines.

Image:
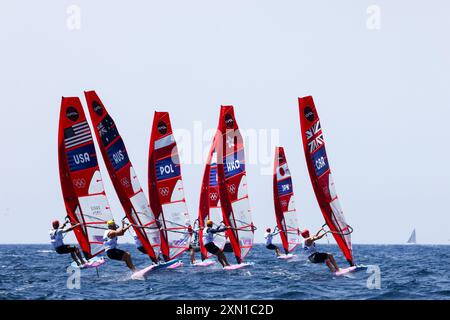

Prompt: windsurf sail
xmin=198 ymin=135 xmax=227 ymax=260
xmin=84 ymin=91 xmax=161 ymax=262
xmin=273 ymin=147 xmax=301 ymax=254
xmin=148 ymin=112 xmax=191 ymax=261
xmin=298 ymin=96 xmax=354 ymax=266
xmin=216 ymin=105 xmax=254 ymax=264
xmin=407 ymin=229 xmax=416 ymax=244
xmin=58 ymin=97 xmax=114 ymax=259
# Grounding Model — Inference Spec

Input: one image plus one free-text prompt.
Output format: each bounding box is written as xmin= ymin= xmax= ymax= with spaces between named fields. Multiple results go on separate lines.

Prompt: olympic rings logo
xmin=209 ymin=193 xmax=218 ymax=201
xmin=72 ymin=178 xmax=86 ymax=189
xmin=120 ymin=177 xmax=130 ymax=187
xmin=159 ymin=187 xmax=170 ymax=197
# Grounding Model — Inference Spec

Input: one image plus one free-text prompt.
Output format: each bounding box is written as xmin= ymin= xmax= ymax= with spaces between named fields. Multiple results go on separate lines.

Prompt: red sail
xmin=198 ymin=135 xmax=227 ymax=260
xmin=58 ymin=97 xmax=114 ymax=259
xmin=273 ymin=147 xmax=300 ymax=254
xmin=84 ymin=91 xmax=160 ymax=262
xmin=216 ymin=105 xmax=254 ymax=264
xmin=148 ymin=112 xmax=191 ymax=261
xmin=298 ymin=96 xmax=354 ymax=266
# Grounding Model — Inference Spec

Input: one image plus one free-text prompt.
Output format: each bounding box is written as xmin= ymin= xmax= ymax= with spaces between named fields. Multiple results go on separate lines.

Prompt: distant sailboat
xmin=407 ymin=229 xmax=417 ymax=244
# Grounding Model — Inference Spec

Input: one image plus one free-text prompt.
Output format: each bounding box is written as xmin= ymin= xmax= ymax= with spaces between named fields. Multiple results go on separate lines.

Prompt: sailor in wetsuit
xmin=301 ymin=229 xmax=340 ymax=272
xmin=103 ymin=220 xmax=137 ymax=272
xmin=264 ymin=227 xmax=282 ymax=257
xmin=202 ymin=220 xmax=230 ymax=267
xmin=50 ymin=219 xmax=86 ymax=266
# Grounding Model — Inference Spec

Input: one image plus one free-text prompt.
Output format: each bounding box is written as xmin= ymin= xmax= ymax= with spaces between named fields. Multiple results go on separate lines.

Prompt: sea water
xmin=0 ymin=244 xmax=449 ymax=300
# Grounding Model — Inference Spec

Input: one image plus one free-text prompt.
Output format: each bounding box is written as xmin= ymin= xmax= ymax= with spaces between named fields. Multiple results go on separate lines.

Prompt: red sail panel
xmin=298 ymin=96 xmax=354 ymax=266
xmin=84 ymin=91 xmax=160 ymax=262
xmin=216 ymin=105 xmax=254 ymax=264
xmin=273 ymin=147 xmax=300 ymax=254
xmin=148 ymin=112 xmax=191 ymax=261
xmin=58 ymin=97 xmax=114 ymax=259
xmin=198 ymin=135 xmax=227 ymax=260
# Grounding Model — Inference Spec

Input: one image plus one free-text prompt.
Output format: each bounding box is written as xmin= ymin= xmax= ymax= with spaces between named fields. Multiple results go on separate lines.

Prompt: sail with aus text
xmin=85 ymin=91 xmax=161 ymax=262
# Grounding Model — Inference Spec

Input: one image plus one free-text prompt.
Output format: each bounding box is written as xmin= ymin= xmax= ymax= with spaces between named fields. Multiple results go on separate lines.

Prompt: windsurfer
xmin=264 ymin=227 xmax=282 ymax=257
xmin=301 ymin=229 xmax=340 ymax=272
xmin=203 ymin=220 xmax=230 ymax=267
xmin=50 ymin=219 xmax=87 ymax=266
xmin=103 ymin=220 xmax=137 ymax=272
xmin=187 ymin=222 xmax=200 ymax=264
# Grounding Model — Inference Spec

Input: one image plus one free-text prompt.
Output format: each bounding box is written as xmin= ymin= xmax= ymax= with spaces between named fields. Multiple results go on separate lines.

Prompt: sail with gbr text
xmin=298 ymin=96 xmax=354 ymax=266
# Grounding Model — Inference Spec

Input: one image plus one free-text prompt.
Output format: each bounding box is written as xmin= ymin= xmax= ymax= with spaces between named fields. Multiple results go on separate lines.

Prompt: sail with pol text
xmin=273 ymin=147 xmax=301 ymax=254
xmin=216 ymin=105 xmax=255 ymax=264
xmin=298 ymin=96 xmax=354 ymax=266
xmin=84 ymin=91 xmax=161 ymax=262
xmin=58 ymin=97 xmax=114 ymax=259
xmin=198 ymin=134 xmax=227 ymax=260
xmin=148 ymin=112 xmax=191 ymax=261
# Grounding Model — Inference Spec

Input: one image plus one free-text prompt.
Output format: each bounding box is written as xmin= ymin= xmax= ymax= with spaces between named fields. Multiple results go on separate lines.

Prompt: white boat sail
xmin=407 ymin=229 xmax=416 ymax=244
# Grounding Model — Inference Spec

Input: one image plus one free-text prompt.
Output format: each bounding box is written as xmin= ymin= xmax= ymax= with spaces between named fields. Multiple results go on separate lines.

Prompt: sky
xmin=0 ymin=1 xmax=449 ymax=245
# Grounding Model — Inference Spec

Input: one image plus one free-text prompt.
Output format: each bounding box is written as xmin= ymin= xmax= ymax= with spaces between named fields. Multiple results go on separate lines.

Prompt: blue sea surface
xmin=0 ymin=244 xmax=449 ymax=300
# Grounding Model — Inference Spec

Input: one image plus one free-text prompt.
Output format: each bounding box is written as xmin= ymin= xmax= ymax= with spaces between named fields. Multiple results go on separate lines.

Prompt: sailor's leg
xmin=190 ymin=248 xmax=196 ymax=264
xmin=219 ymin=251 xmax=230 ymax=267
xmin=275 ymin=247 xmax=282 ymax=257
xmin=122 ymin=252 xmax=137 ymax=272
xmin=325 ymin=259 xmax=336 ymax=272
xmin=74 ymin=247 xmax=86 ymax=264
xmin=328 ymin=254 xmax=340 ymax=271
xmin=70 ymin=251 xmax=81 ymax=266
xmin=215 ymin=253 xmax=224 ymax=267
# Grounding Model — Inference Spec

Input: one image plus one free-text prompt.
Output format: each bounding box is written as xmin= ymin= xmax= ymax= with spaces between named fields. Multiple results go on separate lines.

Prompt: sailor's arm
xmin=63 ymin=223 xmax=81 ymax=233
xmin=313 ymin=230 xmax=328 ymax=240
xmin=109 ymin=224 xmax=132 ymax=237
xmin=211 ymin=226 xmax=229 ymax=233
